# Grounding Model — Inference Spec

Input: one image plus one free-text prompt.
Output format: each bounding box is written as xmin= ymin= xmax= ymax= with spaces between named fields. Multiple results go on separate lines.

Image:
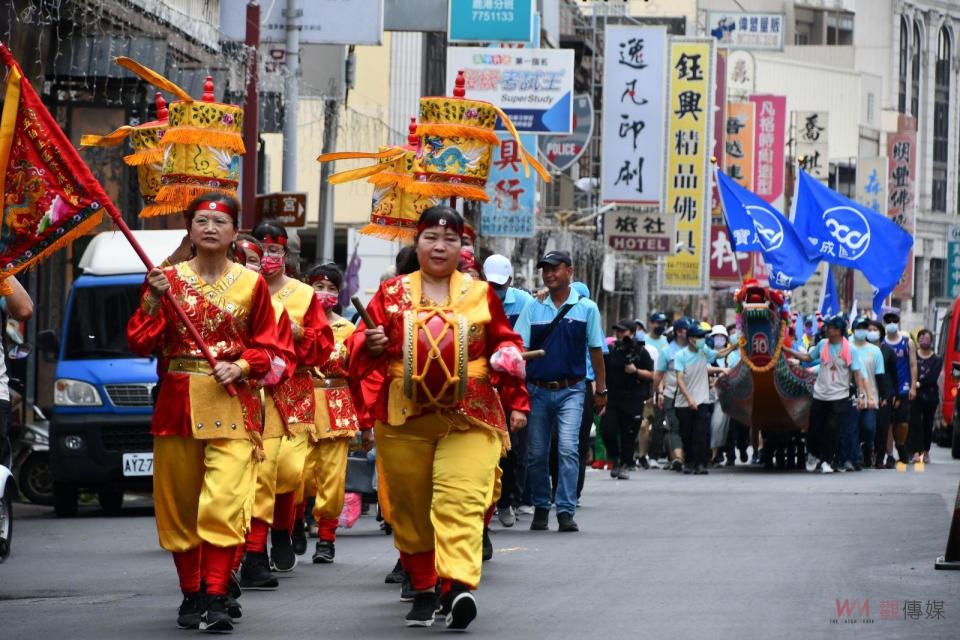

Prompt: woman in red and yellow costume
xmin=127 ymin=193 xmax=283 ymax=633
xmin=348 ymin=206 xmax=528 ymax=630
xmin=240 ymin=220 xmax=333 ymax=586
xmin=296 ymin=262 xmax=370 ymax=564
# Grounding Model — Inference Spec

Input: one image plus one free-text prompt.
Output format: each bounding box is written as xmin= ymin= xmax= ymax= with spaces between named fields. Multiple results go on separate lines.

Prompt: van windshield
xmin=64 ymin=284 xmax=143 ymax=360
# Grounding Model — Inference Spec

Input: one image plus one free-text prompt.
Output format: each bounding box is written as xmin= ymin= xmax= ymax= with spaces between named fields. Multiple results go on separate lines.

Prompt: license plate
xmin=122 ymin=452 xmax=154 ymax=477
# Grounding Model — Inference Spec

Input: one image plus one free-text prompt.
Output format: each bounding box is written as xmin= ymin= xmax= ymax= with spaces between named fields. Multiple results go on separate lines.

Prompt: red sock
xmin=272 ymin=492 xmax=296 ymax=534
xmin=400 ymin=550 xmax=437 ymax=591
xmin=172 ymin=547 xmax=201 ymax=595
xmin=245 ymin=518 xmax=269 ymax=553
xmin=232 ymin=544 xmax=244 ymax=571
xmin=201 ymin=542 xmax=237 ymax=596
xmin=316 ymin=517 xmax=338 ymax=543
xmin=483 ymin=504 xmax=495 ymax=528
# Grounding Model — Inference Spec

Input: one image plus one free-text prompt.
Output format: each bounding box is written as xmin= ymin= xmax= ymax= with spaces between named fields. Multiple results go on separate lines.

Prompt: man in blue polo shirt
xmin=514 ymin=250 xmax=606 ymax=533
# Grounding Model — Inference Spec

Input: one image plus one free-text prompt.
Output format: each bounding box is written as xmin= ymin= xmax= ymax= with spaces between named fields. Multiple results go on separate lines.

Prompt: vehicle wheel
xmin=97 ymin=488 xmax=123 ymax=514
xmin=53 ymin=484 xmax=79 ymax=518
xmin=0 ymin=492 xmax=11 ymax=562
xmin=18 ymin=453 xmax=54 ymax=506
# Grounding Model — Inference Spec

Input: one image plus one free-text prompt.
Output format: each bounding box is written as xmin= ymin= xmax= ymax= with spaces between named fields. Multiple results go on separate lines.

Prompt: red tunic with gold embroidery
xmin=264 ymin=279 xmax=334 ymax=437
xmin=347 ymin=271 xmax=527 ymax=435
xmin=127 ymin=262 xmax=282 ymax=437
xmin=313 ymin=317 xmax=362 ymax=438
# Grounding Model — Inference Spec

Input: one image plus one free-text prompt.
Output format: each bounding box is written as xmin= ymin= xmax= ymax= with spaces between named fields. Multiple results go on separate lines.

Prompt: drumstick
xmin=351 ymin=295 xmax=376 ymax=328
xmin=522 ymin=349 xmax=546 ymax=360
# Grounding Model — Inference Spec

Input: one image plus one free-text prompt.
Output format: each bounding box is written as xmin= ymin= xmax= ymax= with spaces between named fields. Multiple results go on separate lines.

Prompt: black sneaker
xmin=670 ymin=459 xmax=683 ymax=472
xmin=312 ymin=540 xmax=335 ymax=564
xmin=694 ymin=465 xmax=708 ymax=475
xmin=225 ymin=596 xmax=242 ymax=622
xmin=638 ymin=456 xmax=650 ymax=470
xmin=269 ymin=530 xmax=297 ymax=572
xmin=291 ymin=519 xmax=308 ymax=556
xmin=557 ymin=512 xmax=579 ymax=532
xmin=385 ymin=559 xmax=406 ymax=584
xmin=725 ymin=457 xmax=736 ymax=467
xmin=609 ymin=464 xmax=620 ymax=479
xmin=617 ymin=466 xmax=630 ymax=480
xmin=530 ymin=507 xmax=549 ymax=531
xmin=199 ymin=595 xmax=234 ymax=633
xmin=682 ymin=465 xmax=693 ymax=475
xmin=177 ymin=593 xmax=203 ymax=629
xmin=405 ymin=591 xmax=438 ymax=627
xmin=400 ymin=575 xmax=416 ymax=602
xmin=481 ymin=528 xmax=493 ymax=562
xmin=852 ymin=461 xmax=863 ymax=471
xmin=228 ymin=570 xmax=242 ymax=600
xmin=239 ymin=552 xmax=279 ymax=590
xmin=444 ymin=583 xmax=477 ymax=631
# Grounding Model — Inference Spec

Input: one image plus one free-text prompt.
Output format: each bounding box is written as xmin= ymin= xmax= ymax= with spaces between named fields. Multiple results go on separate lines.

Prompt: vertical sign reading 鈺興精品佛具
xmin=600 ymin=25 xmax=668 ymax=206
xmin=658 ymin=38 xmax=714 ymax=294
xmin=481 ymin=133 xmax=538 ymax=238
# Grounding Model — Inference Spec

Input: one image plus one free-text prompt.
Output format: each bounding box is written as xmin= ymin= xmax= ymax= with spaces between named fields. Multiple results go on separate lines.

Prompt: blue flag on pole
xmin=819 ymin=267 xmax=840 ymax=317
xmin=791 ymin=170 xmax=913 ymax=306
xmin=715 ymin=167 xmax=820 ymax=290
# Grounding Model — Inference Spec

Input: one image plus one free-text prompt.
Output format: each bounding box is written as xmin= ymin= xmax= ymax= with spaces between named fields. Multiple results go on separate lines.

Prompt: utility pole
xmin=282 ymin=0 xmax=300 ymax=193
xmin=316 ymin=46 xmax=351 ymax=263
xmin=241 ymin=1 xmax=260 ymax=229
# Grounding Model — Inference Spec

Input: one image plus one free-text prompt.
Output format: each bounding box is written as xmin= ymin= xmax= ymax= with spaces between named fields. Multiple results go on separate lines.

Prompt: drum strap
xmin=533 ymin=302 xmax=575 ymax=351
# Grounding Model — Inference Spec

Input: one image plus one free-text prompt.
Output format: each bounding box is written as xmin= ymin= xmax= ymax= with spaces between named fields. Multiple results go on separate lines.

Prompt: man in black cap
xmin=515 ymin=250 xmax=607 ymax=532
xmin=601 ymin=319 xmax=655 ymax=479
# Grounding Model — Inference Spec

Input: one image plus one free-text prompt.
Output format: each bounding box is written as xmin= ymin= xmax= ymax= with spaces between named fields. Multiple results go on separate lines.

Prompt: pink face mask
xmin=315 ymin=291 xmax=338 ymax=310
xmin=259 ymin=254 xmax=284 ymax=276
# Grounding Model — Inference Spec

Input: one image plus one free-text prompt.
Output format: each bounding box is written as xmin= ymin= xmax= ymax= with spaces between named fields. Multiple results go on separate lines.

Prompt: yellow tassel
xmin=139 ymin=201 xmax=184 ymax=218
xmin=407 ymin=181 xmax=489 ymax=202
xmin=358 ymin=223 xmax=416 ymax=243
xmin=124 ymin=147 xmax=164 ymax=166
xmin=0 ymin=278 xmax=13 ymax=297
xmin=160 ymin=128 xmax=246 ymax=154
xmin=80 ymin=126 xmax=134 ymax=147
xmin=152 ymin=184 xmax=238 ymax=214
xmin=328 ymin=163 xmax=393 ymax=185
xmin=491 ymin=105 xmax=552 ymax=181
xmin=415 ymin=123 xmax=500 ymax=145
xmin=114 ymin=56 xmax=193 ymax=102
xmin=317 ymin=148 xmax=405 ymax=163
xmin=522 ymin=148 xmax=552 ymax=183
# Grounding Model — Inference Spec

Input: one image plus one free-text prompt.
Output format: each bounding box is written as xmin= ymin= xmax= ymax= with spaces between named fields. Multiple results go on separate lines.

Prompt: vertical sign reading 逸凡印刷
xmin=887 ymin=114 xmax=916 ymax=300
xmin=658 ymin=38 xmax=714 ymax=294
xmin=600 ymin=25 xmax=667 ymax=206
xmin=480 ymin=133 xmax=538 ymax=238
xmin=749 ymin=95 xmax=786 ymax=212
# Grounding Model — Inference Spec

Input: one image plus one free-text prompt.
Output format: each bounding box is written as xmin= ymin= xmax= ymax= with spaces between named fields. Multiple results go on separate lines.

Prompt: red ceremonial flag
xmin=0 ymin=42 xmax=118 ymax=283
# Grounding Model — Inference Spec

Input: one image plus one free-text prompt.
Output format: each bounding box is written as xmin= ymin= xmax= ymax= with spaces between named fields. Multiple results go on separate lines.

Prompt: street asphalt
xmin=1 ymin=447 xmax=959 ymax=639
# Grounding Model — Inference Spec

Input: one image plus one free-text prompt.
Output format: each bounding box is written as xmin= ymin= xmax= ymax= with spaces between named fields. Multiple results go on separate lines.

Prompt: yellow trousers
xmin=153 ymin=435 xmax=255 ymax=552
xmin=376 ymin=416 xmax=501 ymax=589
xmin=253 ymin=431 xmax=310 ymax=522
xmin=308 ymin=437 xmax=350 ymax=522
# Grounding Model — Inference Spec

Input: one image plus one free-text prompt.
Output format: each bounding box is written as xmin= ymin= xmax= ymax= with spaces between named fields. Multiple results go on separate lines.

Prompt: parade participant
xmin=241 ymin=220 xmax=332 ymax=584
xmin=515 ymin=254 xmax=606 ymax=533
xmin=868 ymin=320 xmax=900 ymax=468
xmin=842 ymin=317 xmax=886 ymax=471
xmin=883 ymin=309 xmax=917 ymax=462
xmin=602 ymin=319 xmax=654 ymax=480
xmin=482 ymin=253 xmax=533 ymax=528
xmin=654 ymin=317 xmax=691 ymax=471
xmin=908 ymin=329 xmax=941 ymax=464
xmin=127 ymin=193 xmax=282 ymax=632
xmin=646 ymin=312 xmax=669 ymax=354
xmin=785 ymin=314 xmax=867 ymax=473
xmin=301 ymin=262 xmax=367 ymax=564
xmin=348 ymin=206 xmax=528 ymax=629
xmin=232 ymin=234 xmax=263 ymax=271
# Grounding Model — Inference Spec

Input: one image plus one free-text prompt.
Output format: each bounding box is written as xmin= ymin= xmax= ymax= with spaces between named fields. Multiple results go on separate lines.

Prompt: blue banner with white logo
xmin=715 ymin=167 xmax=819 ymax=290
xmin=791 ymin=170 xmax=914 ymax=305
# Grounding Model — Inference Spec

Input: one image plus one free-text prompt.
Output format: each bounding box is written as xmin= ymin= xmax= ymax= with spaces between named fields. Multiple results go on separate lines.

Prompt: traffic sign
xmin=256 ymin=192 xmax=307 ymax=228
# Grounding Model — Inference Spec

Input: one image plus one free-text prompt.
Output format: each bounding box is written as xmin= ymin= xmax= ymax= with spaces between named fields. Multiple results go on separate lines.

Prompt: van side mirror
xmin=37 ymin=329 xmax=60 ymax=362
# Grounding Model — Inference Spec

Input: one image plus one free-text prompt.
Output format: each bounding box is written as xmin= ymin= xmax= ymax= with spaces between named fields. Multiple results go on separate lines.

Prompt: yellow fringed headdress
xmin=80 ymin=91 xmax=170 ymax=216
xmin=105 ymin=57 xmax=245 ymax=217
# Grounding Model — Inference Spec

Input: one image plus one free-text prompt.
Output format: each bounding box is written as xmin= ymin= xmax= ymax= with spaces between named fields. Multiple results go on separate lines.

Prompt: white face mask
xmin=854 ymin=329 xmax=867 ymax=341
xmin=867 ymin=330 xmax=881 ymax=343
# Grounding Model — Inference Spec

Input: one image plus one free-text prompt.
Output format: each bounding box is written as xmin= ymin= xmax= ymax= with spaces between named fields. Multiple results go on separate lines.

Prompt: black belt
xmin=530 ymin=377 xmax=584 ymax=390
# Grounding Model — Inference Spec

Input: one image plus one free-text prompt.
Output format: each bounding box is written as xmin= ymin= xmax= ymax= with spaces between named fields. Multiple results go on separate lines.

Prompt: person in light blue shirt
xmin=514 ymin=250 xmax=606 ymax=532
xmin=645 ymin=311 xmax=669 ymax=354
xmin=482 ymin=253 xmax=533 ymax=328
xmin=839 ymin=316 xmax=886 ymax=471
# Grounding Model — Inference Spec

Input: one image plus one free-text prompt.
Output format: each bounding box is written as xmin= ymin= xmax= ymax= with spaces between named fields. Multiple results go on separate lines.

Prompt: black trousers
xmin=908 ymin=398 xmax=938 ymax=454
xmin=723 ymin=418 xmax=749 ymax=460
xmin=601 ymin=402 xmax=640 ymax=466
xmin=874 ymin=401 xmax=893 ymax=464
xmin=0 ymin=398 xmax=10 ymax=468
xmin=809 ymin=398 xmax=849 ymax=465
xmin=498 ymin=425 xmax=528 ymax=509
xmin=676 ymin=405 xmax=710 ymax=467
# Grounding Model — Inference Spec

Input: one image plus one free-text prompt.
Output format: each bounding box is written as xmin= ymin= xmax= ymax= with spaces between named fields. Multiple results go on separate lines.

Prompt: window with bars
xmin=930 ymin=257 xmax=947 ymax=301
xmin=898 ymin=17 xmax=908 ymax=113
xmin=934 ymin=26 xmax=950 ymax=212
xmin=911 ymin=21 xmax=922 ymax=122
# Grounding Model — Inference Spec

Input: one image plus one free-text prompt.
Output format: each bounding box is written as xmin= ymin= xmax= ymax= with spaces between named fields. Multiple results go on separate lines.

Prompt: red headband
xmin=260 ymin=234 xmax=288 ymax=246
xmin=234 ymin=239 xmax=263 ymax=260
xmin=193 ymin=200 xmax=237 ymax=220
xmin=416 ymin=216 xmax=463 ymax=236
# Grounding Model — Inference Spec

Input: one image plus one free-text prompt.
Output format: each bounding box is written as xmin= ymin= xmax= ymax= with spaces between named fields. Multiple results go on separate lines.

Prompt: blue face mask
xmin=885 ymin=323 xmax=899 ymax=335
xmin=867 ymin=330 xmax=881 ymax=343
xmin=854 ymin=329 xmax=867 ymax=341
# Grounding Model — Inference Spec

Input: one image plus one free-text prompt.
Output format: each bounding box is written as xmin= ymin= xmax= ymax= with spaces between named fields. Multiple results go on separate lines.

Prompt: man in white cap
xmin=482 ymin=254 xmax=533 ymax=528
